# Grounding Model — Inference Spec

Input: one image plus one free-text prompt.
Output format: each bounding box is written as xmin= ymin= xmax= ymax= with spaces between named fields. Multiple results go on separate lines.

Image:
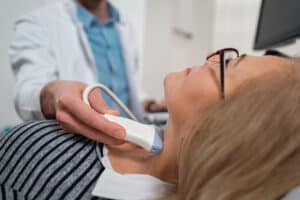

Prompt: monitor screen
xmin=254 ymin=0 xmax=300 ymax=50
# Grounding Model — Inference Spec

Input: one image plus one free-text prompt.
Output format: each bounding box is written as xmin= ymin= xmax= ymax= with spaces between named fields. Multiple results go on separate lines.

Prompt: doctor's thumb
xmin=88 ymin=89 xmax=111 ymax=114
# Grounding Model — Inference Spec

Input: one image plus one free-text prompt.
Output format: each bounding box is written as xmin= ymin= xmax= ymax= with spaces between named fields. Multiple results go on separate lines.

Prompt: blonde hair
xmin=170 ymin=64 xmax=300 ymax=200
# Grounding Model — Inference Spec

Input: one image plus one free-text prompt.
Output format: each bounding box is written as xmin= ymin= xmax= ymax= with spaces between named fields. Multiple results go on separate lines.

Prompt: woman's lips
xmin=185 ymin=67 xmax=192 ymax=76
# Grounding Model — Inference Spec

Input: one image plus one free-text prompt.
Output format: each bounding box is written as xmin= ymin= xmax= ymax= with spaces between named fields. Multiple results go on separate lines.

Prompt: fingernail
xmin=113 ymin=130 xmax=125 ymax=139
xmin=106 ymin=109 xmax=120 ymax=116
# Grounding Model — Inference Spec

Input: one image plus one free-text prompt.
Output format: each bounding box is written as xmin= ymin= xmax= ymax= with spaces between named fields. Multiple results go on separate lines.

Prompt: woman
xmin=171 ymin=69 xmax=300 ymax=200
xmin=0 ymin=48 xmax=298 ymax=200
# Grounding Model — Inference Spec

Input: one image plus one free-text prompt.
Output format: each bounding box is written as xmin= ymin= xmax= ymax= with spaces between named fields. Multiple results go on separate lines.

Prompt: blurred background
xmin=1 ymin=0 xmax=300 ymax=129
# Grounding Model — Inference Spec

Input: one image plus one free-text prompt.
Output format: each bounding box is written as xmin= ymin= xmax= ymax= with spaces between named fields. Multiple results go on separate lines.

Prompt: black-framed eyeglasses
xmin=206 ymin=48 xmax=239 ymax=99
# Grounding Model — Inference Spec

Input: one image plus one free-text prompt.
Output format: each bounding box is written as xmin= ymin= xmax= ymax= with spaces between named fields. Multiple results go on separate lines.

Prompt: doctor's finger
xmin=59 ymin=96 xmax=126 ymax=139
xmin=57 ymin=110 xmax=125 ymax=145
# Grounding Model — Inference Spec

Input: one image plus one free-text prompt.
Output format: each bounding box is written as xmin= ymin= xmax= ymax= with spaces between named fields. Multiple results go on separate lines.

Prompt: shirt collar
xmin=107 ymin=2 xmax=120 ymax=24
xmin=76 ymin=1 xmax=120 ymax=28
xmin=92 ymin=145 xmax=175 ymax=200
xmin=92 ymin=169 xmax=175 ymax=200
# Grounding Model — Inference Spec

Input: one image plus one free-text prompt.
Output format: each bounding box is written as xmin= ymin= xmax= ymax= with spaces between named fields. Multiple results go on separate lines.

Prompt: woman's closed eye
xmin=226 ymin=54 xmax=247 ymax=69
xmin=225 ymin=58 xmax=233 ymax=67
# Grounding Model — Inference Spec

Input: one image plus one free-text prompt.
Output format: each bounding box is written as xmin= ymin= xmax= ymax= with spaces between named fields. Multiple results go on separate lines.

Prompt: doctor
xmin=10 ymin=0 xmax=165 ymax=145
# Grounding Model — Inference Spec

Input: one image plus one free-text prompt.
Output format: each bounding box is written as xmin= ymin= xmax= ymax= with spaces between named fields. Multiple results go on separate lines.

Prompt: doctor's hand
xmin=143 ymin=99 xmax=168 ymax=113
xmin=40 ymin=80 xmax=126 ymax=145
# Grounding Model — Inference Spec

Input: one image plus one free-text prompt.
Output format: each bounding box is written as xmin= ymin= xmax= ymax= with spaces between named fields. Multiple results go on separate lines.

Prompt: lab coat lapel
xmin=116 ymin=20 xmax=144 ymax=120
xmin=76 ymin=24 xmax=98 ymax=73
xmin=64 ymin=0 xmax=98 ymax=76
xmin=116 ymin=21 xmax=136 ymax=75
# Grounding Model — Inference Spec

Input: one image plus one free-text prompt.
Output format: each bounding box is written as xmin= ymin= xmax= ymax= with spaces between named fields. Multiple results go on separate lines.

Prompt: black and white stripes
xmin=0 ymin=120 xmax=105 ymax=200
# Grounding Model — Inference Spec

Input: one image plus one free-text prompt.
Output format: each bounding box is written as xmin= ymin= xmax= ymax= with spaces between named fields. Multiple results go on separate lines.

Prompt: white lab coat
xmin=9 ymin=0 xmax=146 ymax=121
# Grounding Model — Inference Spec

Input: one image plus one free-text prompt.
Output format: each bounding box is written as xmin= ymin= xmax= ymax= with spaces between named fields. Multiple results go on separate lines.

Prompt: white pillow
xmin=282 ymin=186 xmax=300 ymax=200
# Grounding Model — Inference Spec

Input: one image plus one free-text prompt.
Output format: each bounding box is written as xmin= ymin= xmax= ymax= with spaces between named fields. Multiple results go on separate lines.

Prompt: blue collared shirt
xmin=77 ymin=2 xmax=129 ymax=116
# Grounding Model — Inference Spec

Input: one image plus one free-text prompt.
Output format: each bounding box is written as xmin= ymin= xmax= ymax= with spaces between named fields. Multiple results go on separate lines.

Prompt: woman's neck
xmin=78 ymin=0 xmax=109 ymax=22
xmin=147 ymin=124 xmax=179 ymax=183
xmin=107 ymin=122 xmax=180 ymax=184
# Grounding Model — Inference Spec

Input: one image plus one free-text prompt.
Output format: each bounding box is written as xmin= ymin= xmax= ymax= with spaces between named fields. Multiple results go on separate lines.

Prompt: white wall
xmin=143 ymin=0 xmax=215 ymax=99
xmin=212 ymin=0 xmax=300 ymax=56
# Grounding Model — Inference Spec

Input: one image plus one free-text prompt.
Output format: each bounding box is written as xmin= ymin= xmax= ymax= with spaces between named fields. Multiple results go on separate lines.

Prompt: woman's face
xmin=164 ymin=55 xmax=289 ymax=128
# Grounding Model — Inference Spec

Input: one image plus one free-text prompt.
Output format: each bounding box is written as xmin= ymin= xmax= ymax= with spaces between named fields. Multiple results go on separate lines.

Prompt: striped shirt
xmin=0 ymin=120 xmax=107 ymax=200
